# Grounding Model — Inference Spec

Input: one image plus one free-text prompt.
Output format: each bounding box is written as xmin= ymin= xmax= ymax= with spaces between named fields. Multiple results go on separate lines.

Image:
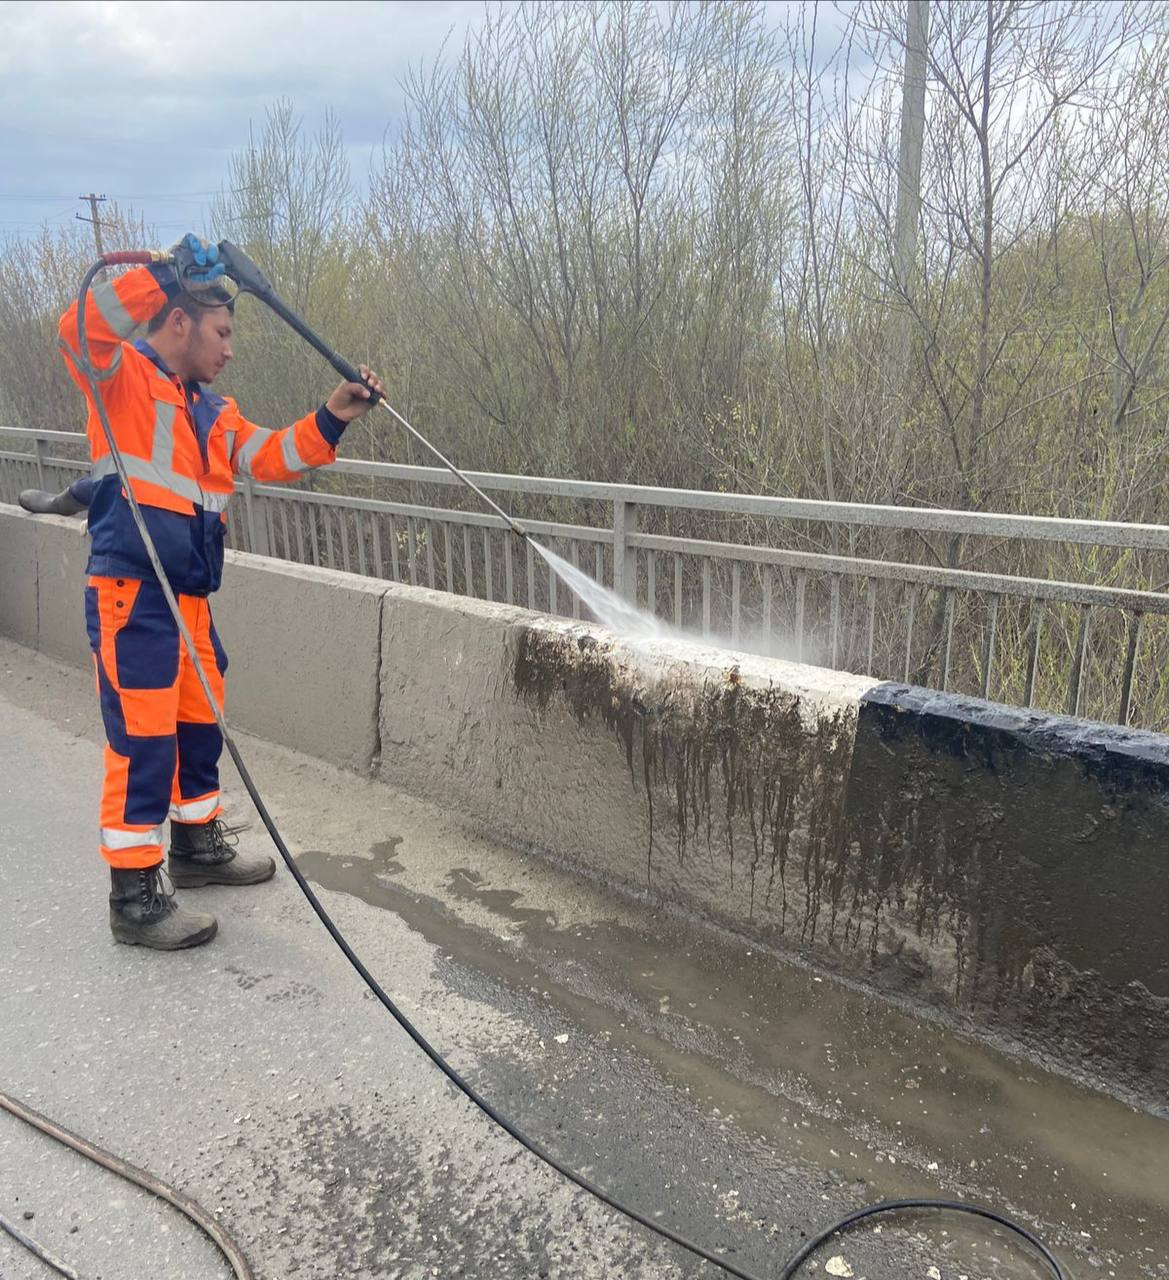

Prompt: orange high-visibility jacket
xmin=58 ymin=265 xmax=347 ymax=594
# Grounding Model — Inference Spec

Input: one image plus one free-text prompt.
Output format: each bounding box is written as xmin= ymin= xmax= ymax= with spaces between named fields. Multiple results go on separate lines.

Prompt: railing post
xmin=1066 ymin=605 xmax=1092 ymax=717
xmin=981 ymin=595 xmax=1000 ymax=700
xmin=1119 ymin=612 xmax=1143 ymax=726
xmin=612 ymin=499 xmax=638 ymax=603
xmin=1024 ymin=602 xmax=1046 ymax=708
xmin=242 ymin=478 xmax=270 ymax=557
xmin=33 ymin=436 xmax=47 ymax=490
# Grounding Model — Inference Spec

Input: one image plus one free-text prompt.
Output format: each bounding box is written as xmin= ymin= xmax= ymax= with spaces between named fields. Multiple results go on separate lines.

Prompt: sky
xmin=0 ymin=0 xmax=514 ymax=242
xmin=0 ymin=1 xmax=825 ymax=248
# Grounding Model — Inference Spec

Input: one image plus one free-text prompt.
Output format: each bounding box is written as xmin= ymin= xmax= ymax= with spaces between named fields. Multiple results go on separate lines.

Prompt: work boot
xmin=169 ymin=818 xmax=275 ymax=888
xmin=109 ymin=865 xmax=218 ymax=950
xmin=19 ymin=487 xmax=86 ymax=516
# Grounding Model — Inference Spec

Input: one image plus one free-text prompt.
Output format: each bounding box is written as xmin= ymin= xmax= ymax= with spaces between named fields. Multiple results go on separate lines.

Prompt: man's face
xmin=182 ymin=305 xmax=234 ymax=384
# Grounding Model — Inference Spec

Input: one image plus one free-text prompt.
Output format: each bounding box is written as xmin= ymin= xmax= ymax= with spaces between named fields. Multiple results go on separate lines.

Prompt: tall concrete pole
xmin=893 ymin=1 xmax=928 ymax=309
xmin=888 ymin=0 xmax=929 ymax=487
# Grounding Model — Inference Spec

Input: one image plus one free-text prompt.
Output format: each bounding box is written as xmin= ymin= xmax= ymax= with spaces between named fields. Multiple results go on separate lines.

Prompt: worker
xmin=56 ymin=233 xmax=384 ymax=952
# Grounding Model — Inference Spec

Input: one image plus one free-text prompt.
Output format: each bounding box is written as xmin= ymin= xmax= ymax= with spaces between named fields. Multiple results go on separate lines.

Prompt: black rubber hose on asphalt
xmin=0 ymin=1090 xmax=253 ymax=1279
xmin=0 ymin=258 xmax=1072 ymax=1280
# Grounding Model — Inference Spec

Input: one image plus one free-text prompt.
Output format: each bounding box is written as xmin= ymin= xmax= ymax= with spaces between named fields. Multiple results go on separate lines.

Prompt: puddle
xmin=295 ymin=843 xmax=1169 ymax=1274
xmin=448 ymin=868 xmax=556 ymax=931
xmin=369 ymin=837 xmax=405 ymax=873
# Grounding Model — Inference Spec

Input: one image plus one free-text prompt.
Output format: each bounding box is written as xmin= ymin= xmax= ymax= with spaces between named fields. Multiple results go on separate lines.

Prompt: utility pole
xmin=77 ymin=193 xmax=113 ymax=256
xmin=892 ymin=2 xmax=928 ymax=309
xmin=887 ymin=0 xmax=929 ymax=491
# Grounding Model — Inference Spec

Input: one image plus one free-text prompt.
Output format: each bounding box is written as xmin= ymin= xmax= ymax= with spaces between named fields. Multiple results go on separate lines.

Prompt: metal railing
xmin=5 ymin=425 xmax=1169 ymax=731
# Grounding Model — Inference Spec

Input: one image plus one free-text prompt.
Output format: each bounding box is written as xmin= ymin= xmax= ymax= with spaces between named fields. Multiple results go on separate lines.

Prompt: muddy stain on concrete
xmin=513 ymin=627 xmax=854 ymax=927
xmin=513 ymin=627 xmax=1169 ymax=1107
xmin=842 ymin=686 xmax=1169 ymax=1101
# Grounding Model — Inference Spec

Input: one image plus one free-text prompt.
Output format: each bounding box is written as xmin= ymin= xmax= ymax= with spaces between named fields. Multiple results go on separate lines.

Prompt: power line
xmin=106 ymin=188 xmax=225 ymax=199
xmin=0 ymin=186 xmax=277 ymax=203
xmin=0 ymin=209 xmax=73 ymax=226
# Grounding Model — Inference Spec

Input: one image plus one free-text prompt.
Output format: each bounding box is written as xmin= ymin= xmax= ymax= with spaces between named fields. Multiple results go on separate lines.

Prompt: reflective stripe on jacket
xmin=58 ymin=265 xmax=346 ymax=594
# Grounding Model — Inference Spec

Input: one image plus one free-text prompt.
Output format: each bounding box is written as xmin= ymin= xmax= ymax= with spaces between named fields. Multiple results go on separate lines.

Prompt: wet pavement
xmin=1 ymin=637 xmax=1167 ymax=1280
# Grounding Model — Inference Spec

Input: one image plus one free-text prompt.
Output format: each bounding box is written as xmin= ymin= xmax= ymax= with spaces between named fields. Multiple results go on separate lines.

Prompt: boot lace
xmin=204 ymin=819 xmax=244 ymax=864
xmin=139 ymin=866 xmax=177 ymax=918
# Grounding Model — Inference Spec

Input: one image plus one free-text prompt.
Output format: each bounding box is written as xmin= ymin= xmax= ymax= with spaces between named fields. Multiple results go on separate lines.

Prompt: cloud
xmin=0 ymin=0 xmax=497 ymax=236
xmin=0 ymin=0 xmax=847 ymax=241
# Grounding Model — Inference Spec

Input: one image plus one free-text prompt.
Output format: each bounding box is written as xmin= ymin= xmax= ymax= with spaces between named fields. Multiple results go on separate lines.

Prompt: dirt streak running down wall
xmin=513 ymin=627 xmax=858 ymax=928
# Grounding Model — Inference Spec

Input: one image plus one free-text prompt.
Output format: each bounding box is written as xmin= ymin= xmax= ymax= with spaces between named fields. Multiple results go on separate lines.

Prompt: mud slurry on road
xmin=512 ymin=626 xmax=1169 ymax=1108
xmin=296 ymin=840 xmax=1169 ymax=1279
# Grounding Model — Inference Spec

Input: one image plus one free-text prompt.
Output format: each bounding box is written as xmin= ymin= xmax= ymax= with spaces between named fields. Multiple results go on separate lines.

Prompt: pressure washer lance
xmin=9 ymin=246 xmax=1069 ymax=1280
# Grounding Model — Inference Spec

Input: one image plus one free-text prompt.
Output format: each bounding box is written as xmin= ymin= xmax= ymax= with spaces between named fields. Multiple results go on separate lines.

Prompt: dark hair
xmin=147 ymin=287 xmax=235 ymax=334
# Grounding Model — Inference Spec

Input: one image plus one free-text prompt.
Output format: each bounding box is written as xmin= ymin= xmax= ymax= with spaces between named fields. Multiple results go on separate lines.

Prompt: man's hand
xmin=325 ymin=365 xmax=385 ymax=423
xmin=168 ymin=233 xmax=226 ymax=288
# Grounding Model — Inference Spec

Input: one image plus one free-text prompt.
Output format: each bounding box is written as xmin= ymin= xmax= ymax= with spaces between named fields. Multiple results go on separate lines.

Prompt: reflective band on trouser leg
xmin=86 ymin=576 xmax=182 ymax=869
xmin=171 ymin=596 xmax=225 ymax=826
xmin=170 ymin=793 xmax=220 ymax=823
xmin=100 ymin=817 xmax=167 ymax=868
xmin=98 ymin=737 xmax=174 ymax=868
xmin=102 ymin=824 xmax=166 ymax=849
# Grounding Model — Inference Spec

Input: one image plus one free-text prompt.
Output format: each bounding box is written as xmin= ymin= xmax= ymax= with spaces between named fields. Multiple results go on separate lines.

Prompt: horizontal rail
xmin=632 ymin=532 xmax=1169 ymax=615
xmin=250 ymin=483 xmax=610 ymax=544
xmin=0 ymin=428 xmax=88 ymax=446
xmin=5 ymin=426 xmax=1169 ymax=549
xmin=0 ymin=454 xmax=89 ymax=470
xmin=323 ymin=460 xmax=1169 ymax=549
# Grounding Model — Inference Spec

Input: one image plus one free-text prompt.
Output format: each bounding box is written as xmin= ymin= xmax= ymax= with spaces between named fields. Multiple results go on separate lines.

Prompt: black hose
xmin=0 ymin=1205 xmax=79 ymax=1279
xmin=0 ymin=1090 xmax=253 ymax=1280
xmin=47 ymin=258 xmax=1071 ymax=1280
xmin=777 ymin=1198 xmax=1066 ymax=1280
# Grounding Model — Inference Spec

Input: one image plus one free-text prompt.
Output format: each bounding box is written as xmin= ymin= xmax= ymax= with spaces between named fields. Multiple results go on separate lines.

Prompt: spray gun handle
xmin=99 ymin=250 xmax=172 ymax=268
xmin=329 ymin=355 xmax=383 ymax=403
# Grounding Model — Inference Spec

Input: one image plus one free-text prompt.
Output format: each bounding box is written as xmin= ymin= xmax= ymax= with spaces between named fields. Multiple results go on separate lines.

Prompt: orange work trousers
xmin=84 ymin=575 xmax=227 ymax=868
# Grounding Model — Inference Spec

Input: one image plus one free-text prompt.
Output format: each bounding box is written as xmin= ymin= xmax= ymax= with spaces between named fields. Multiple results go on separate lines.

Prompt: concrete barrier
xmin=211 ymin=554 xmax=387 ymax=775
xmin=376 ymin=592 xmax=880 ymax=935
xmin=0 ymin=507 xmax=41 ymax=651
xmin=0 ymin=508 xmax=385 ymax=774
xmin=845 ymin=685 xmax=1169 ymax=1094
xmin=2 ymin=501 xmax=1166 ymax=1104
xmin=32 ymin=515 xmax=91 ymax=669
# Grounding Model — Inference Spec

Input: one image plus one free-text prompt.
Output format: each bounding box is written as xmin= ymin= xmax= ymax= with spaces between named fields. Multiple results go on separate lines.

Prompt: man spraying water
xmin=56 ymin=233 xmax=385 ymax=951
